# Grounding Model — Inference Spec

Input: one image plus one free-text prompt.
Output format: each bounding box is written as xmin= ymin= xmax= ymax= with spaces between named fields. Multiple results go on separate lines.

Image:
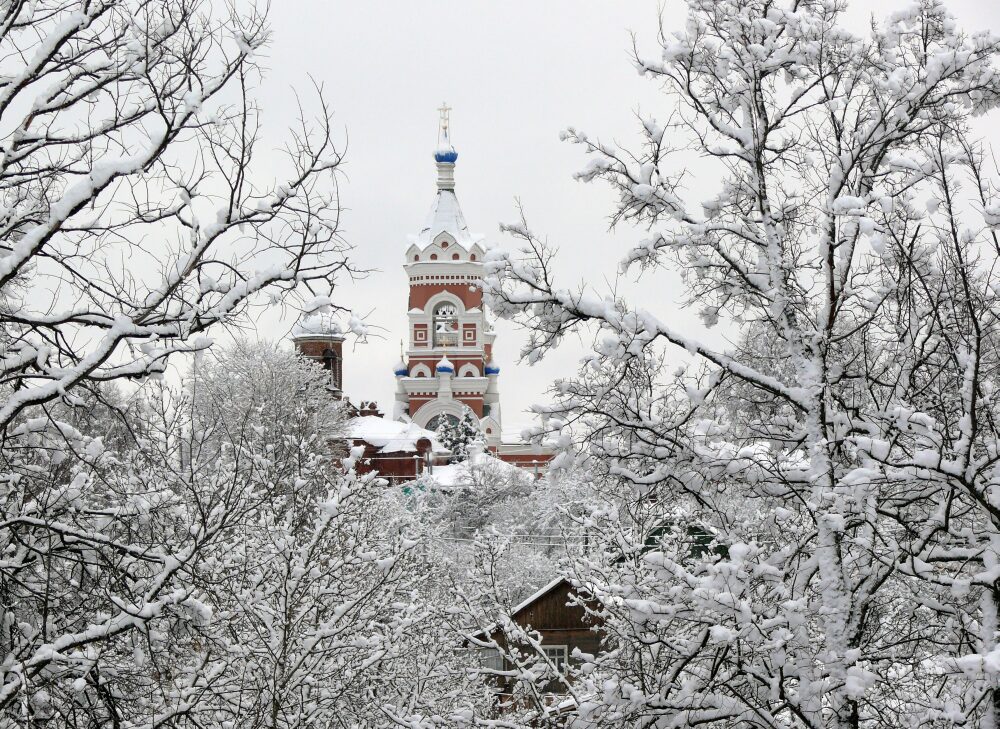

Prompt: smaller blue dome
xmin=393 ymin=360 xmax=408 ymax=377
xmin=485 ymin=362 xmax=500 ymax=375
xmin=434 ymin=149 xmax=458 ymax=163
xmin=436 ymin=356 xmax=454 ymax=374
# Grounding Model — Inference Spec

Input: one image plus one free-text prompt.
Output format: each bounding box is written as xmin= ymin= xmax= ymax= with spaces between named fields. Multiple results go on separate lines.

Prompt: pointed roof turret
xmin=434 ymin=102 xmax=457 ymax=191
xmin=407 ymin=104 xmax=484 ymax=250
xmin=434 ymin=102 xmax=458 ymax=168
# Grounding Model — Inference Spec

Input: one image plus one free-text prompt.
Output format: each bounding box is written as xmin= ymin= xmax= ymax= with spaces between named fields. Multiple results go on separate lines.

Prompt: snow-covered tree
xmin=484 ymin=1 xmax=1000 ymax=726
xmin=0 ymin=0 xmax=356 ymax=719
xmin=435 ymin=411 xmax=484 ymax=462
xmin=0 ymin=0 xmax=351 ymax=430
xmin=1 ymin=339 xmax=473 ymax=726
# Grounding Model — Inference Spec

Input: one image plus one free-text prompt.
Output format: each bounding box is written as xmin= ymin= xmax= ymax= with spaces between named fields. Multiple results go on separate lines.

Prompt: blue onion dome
xmin=484 ymin=361 xmax=500 ymax=375
xmin=434 ymin=146 xmax=458 ymax=163
xmin=436 ymin=356 xmax=454 ymax=374
xmin=393 ymin=359 xmax=408 ymax=377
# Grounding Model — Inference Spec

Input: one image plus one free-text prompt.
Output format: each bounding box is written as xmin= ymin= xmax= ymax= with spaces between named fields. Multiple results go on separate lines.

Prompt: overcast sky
xmin=248 ymin=0 xmax=1000 ymax=432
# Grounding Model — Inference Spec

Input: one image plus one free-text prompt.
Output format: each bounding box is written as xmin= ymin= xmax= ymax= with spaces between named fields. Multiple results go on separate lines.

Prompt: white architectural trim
xmin=410 ymin=363 xmax=432 ymax=378
xmin=422 ymin=289 xmax=464 ymax=316
xmin=401 ymin=377 xmax=487 ymax=396
xmin=458 ymin=363 xmax=480 ymax=377
xmin=411 ymin=398 xmax=477 ymax=429
xmin=480 ymin=415 xmax=501 ymax=444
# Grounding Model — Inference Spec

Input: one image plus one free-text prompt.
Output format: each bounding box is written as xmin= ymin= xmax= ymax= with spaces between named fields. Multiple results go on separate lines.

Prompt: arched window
xmin=321 ymin=348 xmax=338 ymax=370
xmin=426 ymin=413 xmax=459 ymax=432
xmin=433 ymin=302 xmax=459 ymax=346
xmin=321 ymin=348 xmax=342 ymax=390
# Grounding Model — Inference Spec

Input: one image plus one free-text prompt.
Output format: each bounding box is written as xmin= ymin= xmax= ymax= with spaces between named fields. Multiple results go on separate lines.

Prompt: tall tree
xmin=0 ymin=0 xmax=351 ymax=430
xmin=0 ymin=0 xmax=355 ymax=720
xmin=485 ymin=1 xmax=1000 ymax=726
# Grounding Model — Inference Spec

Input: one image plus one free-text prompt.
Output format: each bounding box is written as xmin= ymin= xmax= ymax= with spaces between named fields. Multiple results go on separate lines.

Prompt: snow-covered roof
xmin=348 ymin=416 xmax=446 ymax=454
xmin=426 ymin=449 xmax=527 ymax=488
xmin=408 ymin=189 xmax=484 ymax=249
xmin=468 ymin=576 xmax=574 ymax=640
xmin=291 ymin=312 xmax=345 ymax=340
xmin=510 ymin=577 xmax=570 ymax=618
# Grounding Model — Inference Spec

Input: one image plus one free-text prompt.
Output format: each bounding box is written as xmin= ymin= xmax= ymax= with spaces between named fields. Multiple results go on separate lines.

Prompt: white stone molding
xmin=409 ymin=363 xmax=433 ymax=378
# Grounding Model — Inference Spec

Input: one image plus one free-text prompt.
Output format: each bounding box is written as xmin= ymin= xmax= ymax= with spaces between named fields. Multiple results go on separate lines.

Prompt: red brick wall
xmin=294 ymin=337 xmax=344 ymax=391
xmin=455 ymin=397 xmax=483 ymax=417
xmin=351 ymin=438 xmax=432 ymax=484
xmin=408 ymin=284 xmax=483 ymax=310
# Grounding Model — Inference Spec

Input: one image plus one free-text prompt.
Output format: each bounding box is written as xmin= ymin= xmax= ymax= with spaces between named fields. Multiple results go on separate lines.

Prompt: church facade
xmin=293 ymin=106 xmax=551 ymax=477
xmin=391 ymin=106 xmax=504 ymax=450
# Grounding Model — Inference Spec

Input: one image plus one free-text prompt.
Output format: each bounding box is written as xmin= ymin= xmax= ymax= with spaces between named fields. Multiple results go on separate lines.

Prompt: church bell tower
xmin=393 ymin=105 xmax=502 ymax=450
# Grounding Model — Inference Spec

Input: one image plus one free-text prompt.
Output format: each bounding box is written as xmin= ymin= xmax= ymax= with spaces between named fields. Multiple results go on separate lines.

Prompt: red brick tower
xmin=291 ymin=314 xmax=346 ymax=396
xmin=393 ymin=105 xmax=502 ymax=450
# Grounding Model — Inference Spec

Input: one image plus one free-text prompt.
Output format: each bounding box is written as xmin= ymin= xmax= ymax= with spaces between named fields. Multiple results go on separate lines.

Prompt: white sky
xmin=247 ymin=0 xmax=1000 ymax=431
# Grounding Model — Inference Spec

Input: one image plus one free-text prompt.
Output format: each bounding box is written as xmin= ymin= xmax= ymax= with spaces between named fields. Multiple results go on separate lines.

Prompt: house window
xmin=433 ymin=302 xmax=459 ymax=346
xmin=478 ymin=648 xmax=504 ymax=671
xmin=542 ymin=645 xmax=568 ymax=671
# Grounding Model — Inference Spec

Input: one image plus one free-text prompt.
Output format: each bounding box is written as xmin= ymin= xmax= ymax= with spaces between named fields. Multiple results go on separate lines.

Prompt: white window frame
xmin=478 ymin=647 xmax=504 ymax=671
xmin=542 ymin=644 xmax=569 ymax=671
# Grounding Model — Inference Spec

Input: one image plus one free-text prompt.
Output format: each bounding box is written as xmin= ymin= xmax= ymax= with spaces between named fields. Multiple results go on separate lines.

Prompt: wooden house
xmin=473 ymin=577 xmax=602 ymax=707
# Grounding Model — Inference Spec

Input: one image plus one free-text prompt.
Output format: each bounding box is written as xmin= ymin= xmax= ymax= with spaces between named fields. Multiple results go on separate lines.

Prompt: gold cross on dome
xmin=438 ymin=102 xmax=451 ymax=134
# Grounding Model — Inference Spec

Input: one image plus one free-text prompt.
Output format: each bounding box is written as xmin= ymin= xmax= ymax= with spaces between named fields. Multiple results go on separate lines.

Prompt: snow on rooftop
xmin=412 ymin=190 xmax=484 ymax=248
xmin=291 ymin=312 xmax=345 ymax=340
xmin=425 ymin=449 xmax=527 ymax=488
xmin=510 ymin=576 xmax=569 ymax=618
xmin=468 ymin=576 xmax=572 ymax=640
xmin=348 ymin=416 xmax=446 ymax=454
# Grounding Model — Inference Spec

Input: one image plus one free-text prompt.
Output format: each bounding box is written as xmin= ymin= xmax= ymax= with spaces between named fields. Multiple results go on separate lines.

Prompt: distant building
xmin=473 ymin=577 xmax=603 ymax=709
xmin=392 ymin=104 xmax=503 ymax=448
xmin=346 ymin=413 xmax=449 ymax=484
xmin=292 ymin=105 xmax=553 ymax=479
xmin=290 ymin=313 xmax=345 ymax=396
xmin=392 ymin=105 xmax=553 ymax=470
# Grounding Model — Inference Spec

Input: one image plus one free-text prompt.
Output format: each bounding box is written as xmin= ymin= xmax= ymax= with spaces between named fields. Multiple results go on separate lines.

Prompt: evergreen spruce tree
xmin=435 ymin=411 xmax=483 ymax=462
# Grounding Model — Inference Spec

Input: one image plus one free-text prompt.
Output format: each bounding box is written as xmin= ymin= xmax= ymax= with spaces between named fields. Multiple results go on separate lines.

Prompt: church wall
xmin=454 ymin=397 xmax=483 ymax=417
xmin=408 ymin=283 xmax=483 ymax=310
xmin=351 ymin=439 xmax=434 ymax=484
